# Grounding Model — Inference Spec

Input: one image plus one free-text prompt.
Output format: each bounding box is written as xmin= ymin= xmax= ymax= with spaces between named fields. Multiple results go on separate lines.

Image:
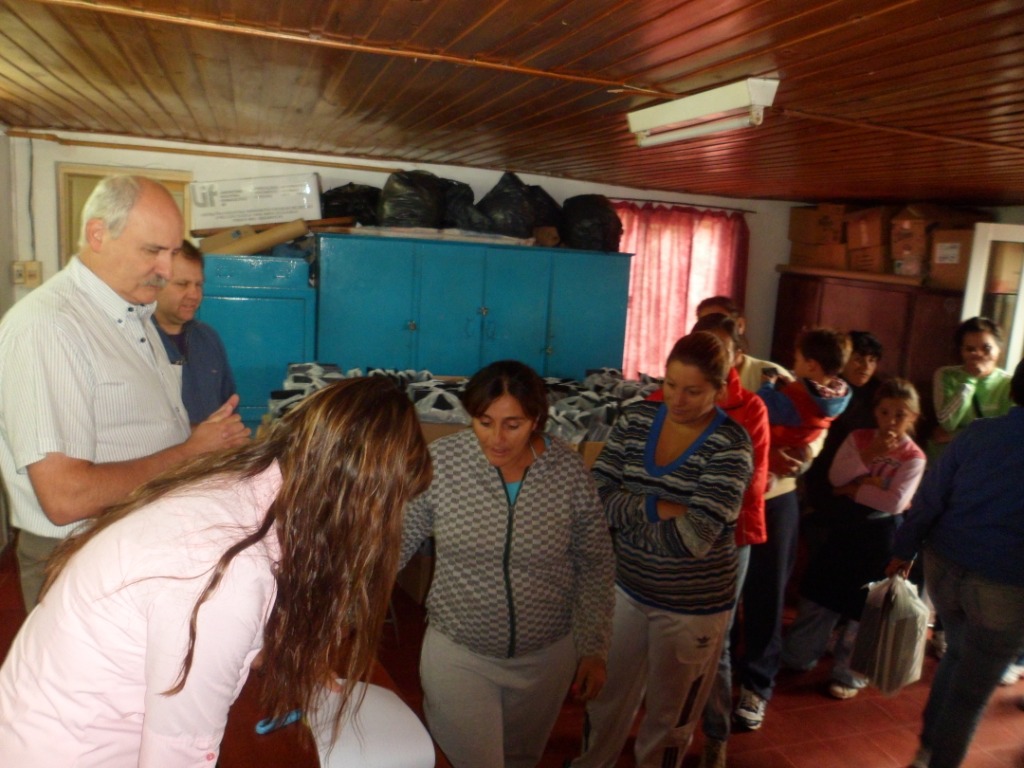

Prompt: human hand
xmin=833 ymin=481 xmax=859 ymax=498
xmin=768 ymin=446 xmax=804 ymax=477
xmin=867 ymin=429 xmax=899 ymax=458
xmin=656 ymin=500 xmax=686 ymax=520
xmin=885 ymin=557 xmax=914 ymax=579
xmin=572 ymin=655 xmax=607 ymax=702
xmin=187 ymin=394 xmax=251 ymax=455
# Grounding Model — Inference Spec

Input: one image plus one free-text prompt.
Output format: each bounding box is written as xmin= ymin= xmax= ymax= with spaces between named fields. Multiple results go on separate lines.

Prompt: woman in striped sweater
xmin=571 ymin=332 xmax=753 ymax=768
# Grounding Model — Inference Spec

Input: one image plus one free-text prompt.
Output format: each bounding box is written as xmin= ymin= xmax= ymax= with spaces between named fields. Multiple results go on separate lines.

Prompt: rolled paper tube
xmin=207 ymin=219 xmax=310 ymax=255
xmin=199 ymin=225 xmax=257 ymax=254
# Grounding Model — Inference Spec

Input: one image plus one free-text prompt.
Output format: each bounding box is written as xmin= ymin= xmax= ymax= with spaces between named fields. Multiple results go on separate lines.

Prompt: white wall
xmin=3 ymin=130 xmax=795 ymax=357
xmin=0 ymin=131 xmax=12 ymax=313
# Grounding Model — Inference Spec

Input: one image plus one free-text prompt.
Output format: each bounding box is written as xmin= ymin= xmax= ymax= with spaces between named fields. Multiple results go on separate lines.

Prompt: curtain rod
xmin=610 ymin=196 xmax=756 ymax=215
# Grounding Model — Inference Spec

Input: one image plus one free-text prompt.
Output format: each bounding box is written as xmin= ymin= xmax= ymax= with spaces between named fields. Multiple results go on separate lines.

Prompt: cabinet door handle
xmin=407 ymin=320 xmax=418 ymax=331
xmin=478 ymin=306 xmax=489 ymax=316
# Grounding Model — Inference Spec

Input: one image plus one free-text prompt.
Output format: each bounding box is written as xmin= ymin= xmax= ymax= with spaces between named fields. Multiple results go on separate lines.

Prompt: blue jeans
xmin=737 ymin=490 xmax=801 ymax=700
xmin=780 ymin=598 xmax=865 ymax=688
xmin=701 ymin=544 xmax=751 ymax=742
xmin=920 ymin=549 xmax=1024 ymax=768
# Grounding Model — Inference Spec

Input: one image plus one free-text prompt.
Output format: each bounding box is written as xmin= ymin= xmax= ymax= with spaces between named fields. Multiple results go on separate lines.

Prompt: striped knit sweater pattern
xmin=400 ymin=429 xmax=615 ymax=660
xmin=593 ymin=401 xmax=753 ymax=615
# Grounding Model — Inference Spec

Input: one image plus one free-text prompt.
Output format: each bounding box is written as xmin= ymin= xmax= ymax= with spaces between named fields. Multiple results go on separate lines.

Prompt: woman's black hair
xmin=460 ymin=360 xmax=549 ymax=433
xmin=955 ymin=316 xmax=1003 ymax=350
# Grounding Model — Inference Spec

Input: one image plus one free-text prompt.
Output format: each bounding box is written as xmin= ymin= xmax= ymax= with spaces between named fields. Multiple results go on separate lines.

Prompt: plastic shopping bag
xmin=850 ymin=575 xmax=929 ymax=696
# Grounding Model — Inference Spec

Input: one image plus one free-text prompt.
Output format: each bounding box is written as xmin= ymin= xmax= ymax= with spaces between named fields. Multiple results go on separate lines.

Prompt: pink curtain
xmin=613 ymin=201 xmax=750 ymax=379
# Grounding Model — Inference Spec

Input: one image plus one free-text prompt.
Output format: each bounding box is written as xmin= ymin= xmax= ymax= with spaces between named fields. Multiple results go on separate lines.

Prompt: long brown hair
xmin=43 ymin=377 xmax=432 ymax=737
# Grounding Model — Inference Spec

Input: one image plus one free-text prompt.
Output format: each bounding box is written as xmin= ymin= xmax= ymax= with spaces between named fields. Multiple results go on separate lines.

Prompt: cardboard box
xmin=845 ymin=207 xmax=898 ymax=249
xmin=928 ymin=230 xmax=973 ymax=290
xmin=189 ymin=172 xmax=322 ymax=229
xmin=789 ymin=242 xmax=848 ymax=270
xmin=848 ymin=245 xmax=889 ymax=274
xmin=893 ymin=256 xmax=924 ymax=278
xmin=788 ymin=204 xmax=845 ymax=245
xmin=419 ymin=421 xmax=468 ymax=443
xmin=891 ymin=219 xmax=928 ymax=260
xmin=891 ymin=204 xmax=990 ymax=261
xmin=988 ymin=242 xmax=1024 ymax=294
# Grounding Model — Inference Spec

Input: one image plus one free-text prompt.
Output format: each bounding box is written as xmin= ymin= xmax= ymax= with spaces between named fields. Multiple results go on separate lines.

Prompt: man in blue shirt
xmin=889 ymin=357 xmax=1024 ymax=768
xmin=153 ymin=241 xmax=236 ymax=424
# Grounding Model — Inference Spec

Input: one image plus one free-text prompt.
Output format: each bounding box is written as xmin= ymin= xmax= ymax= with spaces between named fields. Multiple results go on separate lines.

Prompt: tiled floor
xmin=378 ymin=587 xmax=1024 ymax=768
xmin=3 ymin=541 xmax=1023 ymax=767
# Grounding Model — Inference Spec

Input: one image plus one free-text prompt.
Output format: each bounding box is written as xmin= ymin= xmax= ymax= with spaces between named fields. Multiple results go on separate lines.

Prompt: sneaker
xmin=734 ymin=687 xmax=767 ymax=730
xmin=697 ymin=738 xmax=727 ymax=768
xmin=1000 ymin=664 xmax=1023 ymax=686
xmin=828 ymin=681 xmax=860 ymax=700
xmin=929 ymin=630 xmax=947 ymax=659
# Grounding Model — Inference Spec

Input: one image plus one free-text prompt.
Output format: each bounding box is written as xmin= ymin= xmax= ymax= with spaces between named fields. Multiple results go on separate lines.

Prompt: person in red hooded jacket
xmin=649 ymin=312 xmax=769 ymax=768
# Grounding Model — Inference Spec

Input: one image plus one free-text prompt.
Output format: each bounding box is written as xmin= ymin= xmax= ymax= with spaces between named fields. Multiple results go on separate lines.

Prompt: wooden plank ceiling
xmin=0 ymin=0 xmax=1022 ymax=205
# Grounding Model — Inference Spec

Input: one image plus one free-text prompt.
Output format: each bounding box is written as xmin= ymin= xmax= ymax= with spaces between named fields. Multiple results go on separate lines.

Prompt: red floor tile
xmin=5 ymin=541 xmax=1024 ymax=768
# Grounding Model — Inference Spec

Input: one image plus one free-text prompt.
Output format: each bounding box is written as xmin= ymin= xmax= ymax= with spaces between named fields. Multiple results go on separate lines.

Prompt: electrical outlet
xmin=10 ymin=262 xmax=25 ymax=285
xmin=23 ymin=261 xmax=42 ymax=288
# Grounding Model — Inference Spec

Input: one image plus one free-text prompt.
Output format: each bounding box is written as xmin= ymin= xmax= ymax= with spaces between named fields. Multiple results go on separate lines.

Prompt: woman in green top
xmin=929 ymin=317 xmax=1013 ymax=463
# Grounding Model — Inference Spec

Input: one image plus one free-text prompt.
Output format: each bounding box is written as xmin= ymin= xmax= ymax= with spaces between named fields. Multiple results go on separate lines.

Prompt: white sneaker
xmin=734 ymin=686 xmax=767 ymax=730
xmin=1000 ymin=664 xmax=1023 ymax=686
xmin=828 ymin=681 xmax=860 ymax=700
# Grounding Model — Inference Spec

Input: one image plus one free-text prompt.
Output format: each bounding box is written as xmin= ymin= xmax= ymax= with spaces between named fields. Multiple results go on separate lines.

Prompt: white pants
xmin=574 ymin=587 xmax=728 ymax=768
xmin=419 ymin=626 xmax=577 ymax=768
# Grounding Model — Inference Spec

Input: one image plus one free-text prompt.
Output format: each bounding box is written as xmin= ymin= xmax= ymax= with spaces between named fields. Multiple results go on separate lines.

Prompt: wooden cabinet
xmin=316 ymin=233 xmax=630 ymax=378
xmin=770 ymin=267 xmax=963 ymax=420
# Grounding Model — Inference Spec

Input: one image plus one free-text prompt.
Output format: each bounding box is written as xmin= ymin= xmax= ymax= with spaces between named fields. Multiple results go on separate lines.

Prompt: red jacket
xmin=648 ymin=368 xmax=769 ymax=545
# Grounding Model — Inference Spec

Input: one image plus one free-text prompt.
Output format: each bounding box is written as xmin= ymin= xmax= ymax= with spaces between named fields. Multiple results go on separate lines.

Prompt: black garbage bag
xmin=559 ymin=195 xmax=623 ymax=251
xmin=527 ymin=185 xmax=563 ymax=228
xmin=478 ymin=172 xmax=536 ymax=238
xmin=378 ymin=171 xmax=448 ymax=228
xmin=321 ymin=183 xmax=381 ymax=225
xmin=442 ymin=180 xmax=492 ymax=232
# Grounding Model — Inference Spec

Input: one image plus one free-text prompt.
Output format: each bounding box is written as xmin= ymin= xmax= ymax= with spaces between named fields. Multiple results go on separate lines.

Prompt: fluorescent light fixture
xmin=628 ymin=77 xmax=779 ymax=147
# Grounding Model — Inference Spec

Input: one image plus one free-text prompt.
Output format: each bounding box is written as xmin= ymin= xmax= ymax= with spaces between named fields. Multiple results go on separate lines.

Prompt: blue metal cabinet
xmin=413 ymin=241 xmax=488 ymax=373
xmin=198 ymin=255 xmax=316 ymax=429
xmin=478 ymin=246 xmax=552 ymax=371
xmin=546 ymin=250 xmax=632 ymax=378
xmin=316 ymin=233 xmax=629 ymax=379
xmin=318 ymin=237 xmax=418 ymax=370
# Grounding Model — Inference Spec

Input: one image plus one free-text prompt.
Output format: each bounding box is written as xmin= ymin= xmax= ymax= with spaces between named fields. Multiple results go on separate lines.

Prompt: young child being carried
xmin=757 ymin=328 xmax=852 ymax=483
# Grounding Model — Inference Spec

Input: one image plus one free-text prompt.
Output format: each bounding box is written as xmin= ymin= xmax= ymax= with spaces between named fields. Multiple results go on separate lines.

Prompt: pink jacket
xmin=0 ymin=464 xmax=283 ymax=767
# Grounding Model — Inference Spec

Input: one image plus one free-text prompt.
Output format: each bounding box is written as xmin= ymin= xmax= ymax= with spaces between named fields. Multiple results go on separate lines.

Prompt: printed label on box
xmin=934 ymin=242 xmax=963 ymax=265
xmin=190 ymin=173 xmax=322 ymax=229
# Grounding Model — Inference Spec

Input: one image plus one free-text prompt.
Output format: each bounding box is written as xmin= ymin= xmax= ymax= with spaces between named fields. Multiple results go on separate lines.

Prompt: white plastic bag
xmin=850 ymin=575 xmax=929 ymax=696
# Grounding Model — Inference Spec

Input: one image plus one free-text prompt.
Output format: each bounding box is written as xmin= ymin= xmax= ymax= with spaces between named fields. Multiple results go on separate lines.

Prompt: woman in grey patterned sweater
xmin=399 ymin=360 xmax=615 ymax=768
xmin=571 ymin=332 xmax=753 ymax=768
